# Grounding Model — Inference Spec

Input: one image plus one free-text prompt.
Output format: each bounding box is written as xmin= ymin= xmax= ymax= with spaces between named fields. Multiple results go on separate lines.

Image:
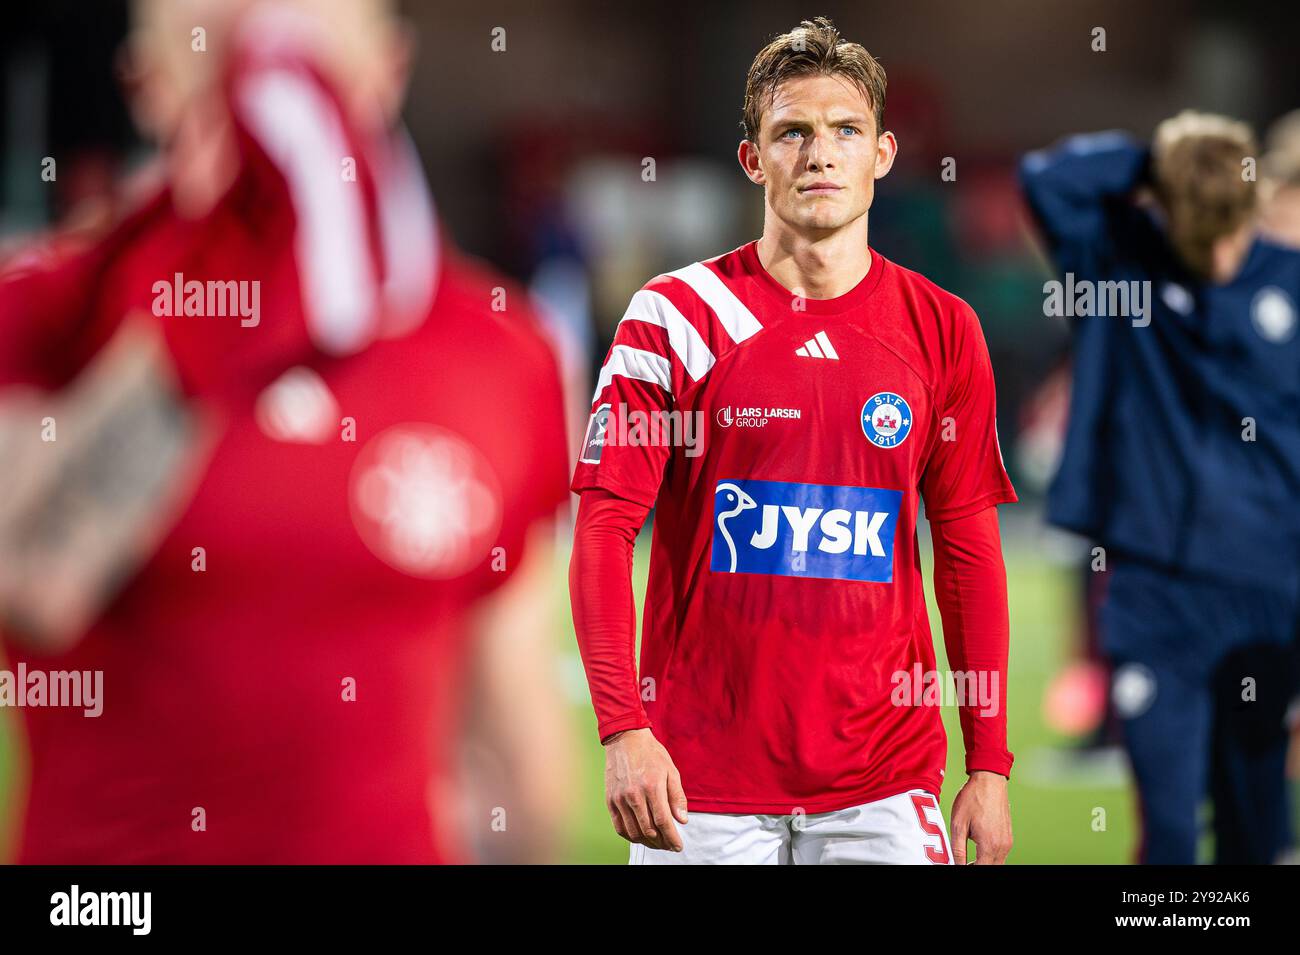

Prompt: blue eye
xmin=782 ymin=129 xmax=803 ymax=139
xmin=840 ymin=126 xmax=859 ymax=136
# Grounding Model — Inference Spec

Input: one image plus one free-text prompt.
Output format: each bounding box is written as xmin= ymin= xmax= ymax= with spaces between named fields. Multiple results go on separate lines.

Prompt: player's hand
xmin=603 ymin=728 xmax=689 ymax=852
xmin=950 ymin=770 xmax=1012 ymax=865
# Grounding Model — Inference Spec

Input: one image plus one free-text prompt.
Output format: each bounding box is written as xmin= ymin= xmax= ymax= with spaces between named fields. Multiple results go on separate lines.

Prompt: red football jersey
xmin=571 ymin=242 xmax=1016 ymax=813
xmin=0 ymin=23 xmax=569 ymax=863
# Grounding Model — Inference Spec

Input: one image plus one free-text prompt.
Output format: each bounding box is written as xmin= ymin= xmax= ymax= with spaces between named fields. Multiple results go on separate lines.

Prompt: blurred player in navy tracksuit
xmin=1021 ymin=112 xmax=1300 ymax=864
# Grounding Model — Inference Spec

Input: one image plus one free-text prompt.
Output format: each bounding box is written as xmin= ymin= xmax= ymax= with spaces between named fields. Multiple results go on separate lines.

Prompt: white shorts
xmin=630 ymin=789 xmax=953 ymax=865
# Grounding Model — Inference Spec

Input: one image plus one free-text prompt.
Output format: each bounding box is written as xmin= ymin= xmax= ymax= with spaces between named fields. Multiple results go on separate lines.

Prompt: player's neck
xmin=755 ymin=216 xmax=872 ymax=300
xmin=1207 ymin=225 xmax=1256 ymax=285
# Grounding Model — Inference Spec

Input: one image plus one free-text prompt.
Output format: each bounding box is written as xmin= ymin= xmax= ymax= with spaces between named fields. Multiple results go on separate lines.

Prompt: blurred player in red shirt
xmin=0 ymin=0 xmax=573 ymax=863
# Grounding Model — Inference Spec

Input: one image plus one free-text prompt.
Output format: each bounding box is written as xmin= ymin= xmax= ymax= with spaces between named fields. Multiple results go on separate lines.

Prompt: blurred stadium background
xmin=2 ymin=0 xmax=1298 ymax=863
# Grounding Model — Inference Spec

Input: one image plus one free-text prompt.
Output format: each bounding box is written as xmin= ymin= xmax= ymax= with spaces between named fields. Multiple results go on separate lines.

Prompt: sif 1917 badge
xmin=861 ymin=392 xmax=912 ymax=448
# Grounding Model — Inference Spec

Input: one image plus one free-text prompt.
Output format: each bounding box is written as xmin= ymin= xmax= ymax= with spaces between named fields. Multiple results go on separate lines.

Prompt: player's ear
xmin=738 ymin=139 xmax=765 ymax=186
xmin=873 ymin=130 xmax=898 ymax=181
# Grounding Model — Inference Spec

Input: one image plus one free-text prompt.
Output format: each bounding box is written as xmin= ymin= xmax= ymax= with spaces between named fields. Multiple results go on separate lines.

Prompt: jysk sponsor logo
xmin=711 ymin=478 xmax=901 ymax=582
xmin=861 ymin=392 xmax=912 ymax=448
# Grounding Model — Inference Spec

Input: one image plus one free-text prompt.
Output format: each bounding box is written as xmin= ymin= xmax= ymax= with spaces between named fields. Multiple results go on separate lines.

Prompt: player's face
xmin=739 ymin=73 xmax=896 ymax=235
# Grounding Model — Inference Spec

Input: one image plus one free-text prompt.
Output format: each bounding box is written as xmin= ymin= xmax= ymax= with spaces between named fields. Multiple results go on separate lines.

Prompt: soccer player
xmin=0 ymin=0 xmax=573 ymax=862
xmin=1021 ymin=112 xmax=1300 ymax=863
xmin=569 ymin=18 xmax=1018 ymax=865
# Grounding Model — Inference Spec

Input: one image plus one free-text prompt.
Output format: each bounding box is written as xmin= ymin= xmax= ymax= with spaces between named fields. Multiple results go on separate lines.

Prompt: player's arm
xmin=570 ymin=488 xmax=688 ymax=852
xmin=460 ymin=521 xmax=576 ymax=863
xmin=930 ymin=507 xmax=1014 ymax=864
xmin=1018 ymin=131 xmax=1151 ymax=275
xmin=0 ymin=239 xmax=114 ymax=389
xmin=0 ymin=245 xmax=214 ymax=650
xmin=920 ymin=301 xmax=1019 ymax=864
xmin=223 ymin=15 xmax=391 ymax=358
xmin=452 ymin=308 xmax=579 ymax=863
xmin=1018 ymin=135 xmax=1148 ymax=534
xmin=568 ymin=287 xmax=695 ymax=853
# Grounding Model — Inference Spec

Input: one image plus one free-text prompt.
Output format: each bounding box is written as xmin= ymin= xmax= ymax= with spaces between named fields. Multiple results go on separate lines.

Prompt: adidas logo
xmin=795 ymin=331 xmax=839 ymax=360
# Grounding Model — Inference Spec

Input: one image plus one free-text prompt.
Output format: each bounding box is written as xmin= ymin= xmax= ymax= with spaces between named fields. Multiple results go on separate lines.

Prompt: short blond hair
xmin=1152 ymin=110 xmax=1258 ymax=248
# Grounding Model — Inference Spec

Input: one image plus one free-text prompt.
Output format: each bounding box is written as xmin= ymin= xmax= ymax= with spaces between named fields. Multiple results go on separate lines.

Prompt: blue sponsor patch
xmin=710 ymin=478 xmax=902 ymax=582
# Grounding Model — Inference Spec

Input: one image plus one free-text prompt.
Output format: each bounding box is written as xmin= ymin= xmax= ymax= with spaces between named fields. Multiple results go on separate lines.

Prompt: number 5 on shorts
xmin=910 ymin=792 xmax=951 ymax=865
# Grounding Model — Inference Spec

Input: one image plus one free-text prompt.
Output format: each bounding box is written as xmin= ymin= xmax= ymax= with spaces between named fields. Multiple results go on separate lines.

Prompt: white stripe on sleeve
xmin=238 ymin=69 xmax=377 ymax=355
xmin=665 ymin=262 xmax=762 ymax=344
xmin=592 ymin=345 xmax=673 ymax=402
xmin=619 ymin=290 xmax=715 ymax=382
